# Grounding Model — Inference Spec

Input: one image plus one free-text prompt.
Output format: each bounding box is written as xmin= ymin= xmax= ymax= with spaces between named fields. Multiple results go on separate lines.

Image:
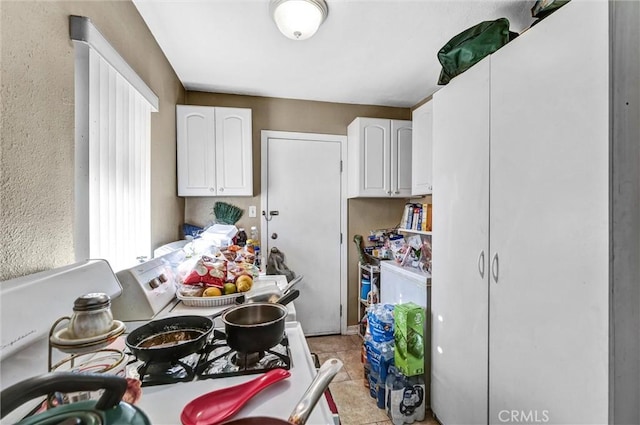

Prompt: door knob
xmin=271 ymin=233 xmax=278 ymax=239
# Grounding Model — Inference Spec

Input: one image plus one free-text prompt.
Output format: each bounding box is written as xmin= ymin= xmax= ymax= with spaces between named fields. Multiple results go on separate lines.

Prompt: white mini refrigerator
xmin=380 ymin=261 xmax=432 ymax=406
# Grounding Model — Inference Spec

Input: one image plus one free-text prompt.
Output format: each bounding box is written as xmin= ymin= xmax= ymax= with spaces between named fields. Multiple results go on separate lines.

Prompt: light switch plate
xmin=249 ymin=205 xmax=257 ymax=218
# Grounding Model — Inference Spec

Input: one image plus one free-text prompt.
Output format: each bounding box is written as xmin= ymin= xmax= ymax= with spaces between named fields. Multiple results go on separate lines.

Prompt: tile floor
xmin=306 ymin=334 xmax=440 ymax=425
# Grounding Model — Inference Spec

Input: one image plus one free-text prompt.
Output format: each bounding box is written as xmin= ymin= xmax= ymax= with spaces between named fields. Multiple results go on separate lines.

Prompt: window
xmin=71 ymin=16 xmax=159 ymax=271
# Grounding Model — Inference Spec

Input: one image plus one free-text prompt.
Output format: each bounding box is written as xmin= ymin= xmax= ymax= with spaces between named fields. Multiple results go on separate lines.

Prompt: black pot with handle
xmin=126 ymin=289 xmax=300 ymax=362
xmin=222 ymin=289 xmax=300 ymax=353
xmin=0 ymin=373 xmax=150 ymax=425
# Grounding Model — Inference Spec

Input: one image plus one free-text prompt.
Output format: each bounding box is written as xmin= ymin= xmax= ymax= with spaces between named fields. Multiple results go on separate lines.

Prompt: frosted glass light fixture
xmin=270 ymin=0 xmax=328 ymax=40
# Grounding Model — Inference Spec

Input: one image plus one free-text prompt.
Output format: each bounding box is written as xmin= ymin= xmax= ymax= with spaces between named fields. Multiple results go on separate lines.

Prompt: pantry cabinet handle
xmin=477 ymin=251 xmax=485 ymax=278
xmin=491 ymin=252 xmax=499 ymax=283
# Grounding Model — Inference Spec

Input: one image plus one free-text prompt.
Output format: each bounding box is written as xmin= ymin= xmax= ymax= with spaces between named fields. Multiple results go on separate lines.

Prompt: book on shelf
xmin=399 ymin=202 xmax=432 ymax=232
xmin=414 ymin=204 xmax=422 ymax=231
xmin=401 ymin=203 xmax=413 ymax=230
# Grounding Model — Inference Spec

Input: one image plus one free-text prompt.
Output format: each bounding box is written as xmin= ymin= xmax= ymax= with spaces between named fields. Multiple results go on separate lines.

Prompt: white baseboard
xmin=346 ymin=325 xmax=359 ymax=335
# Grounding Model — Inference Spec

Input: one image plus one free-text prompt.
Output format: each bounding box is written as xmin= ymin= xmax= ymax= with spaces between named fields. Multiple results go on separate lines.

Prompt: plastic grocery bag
xmin=266 ymin=247 xmax=296 ymax=282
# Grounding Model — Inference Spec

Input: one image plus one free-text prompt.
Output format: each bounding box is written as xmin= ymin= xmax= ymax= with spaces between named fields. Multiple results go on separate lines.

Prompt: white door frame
xmin=261 ymin=130 xmax=348 ymax=335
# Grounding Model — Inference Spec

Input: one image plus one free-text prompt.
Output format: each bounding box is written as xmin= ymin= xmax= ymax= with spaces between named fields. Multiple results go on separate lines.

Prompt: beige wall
xmin=0 ymin=1 xmax=419 ymax=327
xmin=184 ymin=92 xmax=412 ymax=325
xmin=0 ymin=1 xmax=185 ymax=280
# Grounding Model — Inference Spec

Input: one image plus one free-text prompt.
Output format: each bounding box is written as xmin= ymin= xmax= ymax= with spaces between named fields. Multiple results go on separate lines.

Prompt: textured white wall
xmin=0 ymin=1 xmax=185 ymax=280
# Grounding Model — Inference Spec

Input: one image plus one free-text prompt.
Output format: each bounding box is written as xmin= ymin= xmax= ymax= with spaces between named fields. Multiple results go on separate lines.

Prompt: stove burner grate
xmin=129 ymin=330 xmax=292 ymax=385
xmin=134 ymin=352 xmax=200 ymax=387
xmin=196 ymin=329 xmax=292 ymax=380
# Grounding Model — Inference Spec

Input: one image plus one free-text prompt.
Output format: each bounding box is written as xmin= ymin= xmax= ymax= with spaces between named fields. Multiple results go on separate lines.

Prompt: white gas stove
xmin=0 ymin=257 xmax=335 ymax=425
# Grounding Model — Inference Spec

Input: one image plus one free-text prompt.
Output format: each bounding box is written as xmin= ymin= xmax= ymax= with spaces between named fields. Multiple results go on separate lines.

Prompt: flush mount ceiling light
xmin=270 ymin=0 xmax=329 ymax=41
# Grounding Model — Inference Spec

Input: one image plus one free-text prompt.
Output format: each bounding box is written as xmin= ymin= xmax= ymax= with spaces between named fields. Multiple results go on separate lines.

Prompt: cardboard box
xmin=393 ymin=302 xmax=425 ymax=377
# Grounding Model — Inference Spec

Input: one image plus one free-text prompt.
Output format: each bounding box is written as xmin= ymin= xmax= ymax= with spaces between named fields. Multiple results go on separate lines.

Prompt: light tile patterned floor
xmin=306 ymin=334 xmax=440 ymax=425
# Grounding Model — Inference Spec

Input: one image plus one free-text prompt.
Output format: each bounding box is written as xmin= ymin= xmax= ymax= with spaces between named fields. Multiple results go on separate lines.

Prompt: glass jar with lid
xmin=68 ymin=293 xmax=113 ymax=339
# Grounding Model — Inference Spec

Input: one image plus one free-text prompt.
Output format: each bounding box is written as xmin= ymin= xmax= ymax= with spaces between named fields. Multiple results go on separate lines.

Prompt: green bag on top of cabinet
xmin=394 ymin=302 xmax=425 ymax=377
xmin=437 ymin=18 xmax=518 ymax=85
xmin=531 ymin=0 xmax=571 ymax=19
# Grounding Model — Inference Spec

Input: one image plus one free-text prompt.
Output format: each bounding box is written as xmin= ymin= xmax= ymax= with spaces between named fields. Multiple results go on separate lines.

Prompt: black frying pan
xmin=125 ymin=315 xmax=213 ymax=363
xmin=126 ymin=289 xmax=299 ymax=362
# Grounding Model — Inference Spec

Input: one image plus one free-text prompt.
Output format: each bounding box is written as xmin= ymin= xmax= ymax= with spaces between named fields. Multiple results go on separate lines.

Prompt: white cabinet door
xmin=214 ymin=107 xmax=253 ymax=196
xmin=488 ymin=2 xmax=609 ymax=423
xmin=431 ymin=58 xmax=490 ymax=425
xmin=362 ymin=118 xmax=390 ymax=197
xmin=176 ymin=105 xmax=216 ymax=196
xmin=391 ymin=120 xmax=413 ymax=197
xmin=347 ymin=117 xmax=412 ymax=198
xmin=411 ymin=101 xmax=433 ymax=196
xmin=177 ymin=105 xmax=253 ymax=197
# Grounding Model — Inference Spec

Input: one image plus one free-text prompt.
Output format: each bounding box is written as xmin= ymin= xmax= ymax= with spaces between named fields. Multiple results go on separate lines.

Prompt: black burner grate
xmin=131 ymin=330 xmax=292 ymax=386
xmin=135 ymin=352 xmax=200 ymax=387
xmin=196 ymin=329 xmax=292 ymax=380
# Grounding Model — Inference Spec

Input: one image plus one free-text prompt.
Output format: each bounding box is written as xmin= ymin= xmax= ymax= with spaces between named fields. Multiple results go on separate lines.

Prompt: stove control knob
xmin=148 ymin=278 xmax=161 ymax=289
xmin=158 ymin=273 xmax=168 ymax=283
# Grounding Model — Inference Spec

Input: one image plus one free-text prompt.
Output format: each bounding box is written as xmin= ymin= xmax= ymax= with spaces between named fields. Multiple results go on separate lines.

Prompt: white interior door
xmin=262 ymin=131 xmax=345 ymax=336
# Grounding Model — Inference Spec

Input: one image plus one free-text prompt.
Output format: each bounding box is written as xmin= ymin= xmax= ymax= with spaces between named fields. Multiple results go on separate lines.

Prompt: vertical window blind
xmin=88 ymin=49 xmax=152 ymax=271
xmin=71 ymin=16 xmax=158 ymax=272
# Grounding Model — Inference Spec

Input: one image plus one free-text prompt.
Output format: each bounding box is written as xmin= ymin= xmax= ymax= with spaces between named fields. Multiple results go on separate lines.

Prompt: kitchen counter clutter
xmin=0 ymin=259 xmax=336 ymax=425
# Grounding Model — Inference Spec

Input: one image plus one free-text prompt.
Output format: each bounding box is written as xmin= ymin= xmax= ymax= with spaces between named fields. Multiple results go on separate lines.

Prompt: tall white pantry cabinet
xmin=431 ymin=1 xmax=640 ymax=424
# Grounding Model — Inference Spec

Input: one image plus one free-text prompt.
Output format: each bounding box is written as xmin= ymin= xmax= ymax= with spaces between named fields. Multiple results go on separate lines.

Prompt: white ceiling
xmin=133 ymin=0 xmax=535 ymax=108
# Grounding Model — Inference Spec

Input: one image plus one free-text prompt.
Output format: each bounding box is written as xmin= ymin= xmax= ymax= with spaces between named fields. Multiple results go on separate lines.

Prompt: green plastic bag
xmin=437 ymin=18 xmax=517 ymax=85
xmin=532 ymin=0 xmax=571 ymax=19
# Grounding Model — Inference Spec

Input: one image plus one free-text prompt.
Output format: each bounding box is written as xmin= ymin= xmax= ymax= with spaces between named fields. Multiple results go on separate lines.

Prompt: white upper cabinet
xmin=177 ymin=105 xmax=252 ymax=196
xmin=411 ymin=100 xmax=433 ymax=196
xmin=347 ymin=117 xmax=412 ymax=198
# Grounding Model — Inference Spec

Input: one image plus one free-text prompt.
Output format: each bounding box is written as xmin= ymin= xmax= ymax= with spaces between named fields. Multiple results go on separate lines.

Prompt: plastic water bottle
xmin=386 ymin=366 xmax=404 ymax=424
xmin=250 ymin=226 xmax=261 ymax=271
xmin=408 ymin=374 xmax=426 ymax=422
xmin=250 ymin=226 xmax=259 ymax=241
xmin=377 ymin=343 xmax=394 ymax=409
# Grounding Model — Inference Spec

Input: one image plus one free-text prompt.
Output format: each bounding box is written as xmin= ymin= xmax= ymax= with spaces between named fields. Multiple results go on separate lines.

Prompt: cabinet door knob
xmin=209 ymin=187 xmax=215 ymax=192
xmin=387 ymin=191 xmax=392 ymax=195
xmin=394 ymin=190 xmax=400 ymax=194
xmin=491 ymin=252 xmax=499 ymax=283
xmin=219 ymin=187 xmax=224 ymax=192
xmin=478 ymin=250 xmax=485 ymax=278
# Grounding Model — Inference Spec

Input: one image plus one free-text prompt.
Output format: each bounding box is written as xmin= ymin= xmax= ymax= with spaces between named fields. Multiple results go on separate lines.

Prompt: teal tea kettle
xmin=1 ymin=373 xmax=150 ymax=425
